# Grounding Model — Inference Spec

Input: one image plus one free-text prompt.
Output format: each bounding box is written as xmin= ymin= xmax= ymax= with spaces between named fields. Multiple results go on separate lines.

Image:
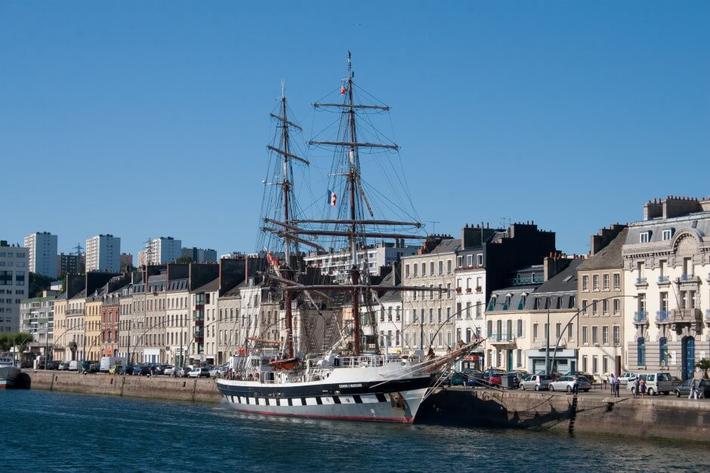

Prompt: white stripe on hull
xmin=221 ymin=388 xmax=429 ymax=423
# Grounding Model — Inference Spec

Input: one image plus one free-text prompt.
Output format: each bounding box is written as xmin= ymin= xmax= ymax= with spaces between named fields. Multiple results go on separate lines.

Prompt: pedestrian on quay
xmin=609 ymin=373 xmax=617 ymax=397
xmin=633 ymin=376 xmax=640 ymax=398
xmin=690 ymin=367 xmax=703 ymax=400
xmin=615 ymin=374 xmax=621 ymax=397
xmin=640 ymin=378 xmax=647 ymax=397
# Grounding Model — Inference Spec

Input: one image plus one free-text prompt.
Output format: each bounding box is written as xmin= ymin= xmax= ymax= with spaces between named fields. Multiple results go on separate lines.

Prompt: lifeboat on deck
xmin=269 ymin=357 xmax=300 ymax=371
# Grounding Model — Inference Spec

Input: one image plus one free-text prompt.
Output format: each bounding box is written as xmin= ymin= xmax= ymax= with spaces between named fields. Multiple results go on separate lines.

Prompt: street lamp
xmin=548 ymin=294 xmax=639 ymax=376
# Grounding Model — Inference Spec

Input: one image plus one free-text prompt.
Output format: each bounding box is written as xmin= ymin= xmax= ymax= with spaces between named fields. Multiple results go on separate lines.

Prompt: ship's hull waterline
xmin=216 ymin=377 xmax=432 ymax=423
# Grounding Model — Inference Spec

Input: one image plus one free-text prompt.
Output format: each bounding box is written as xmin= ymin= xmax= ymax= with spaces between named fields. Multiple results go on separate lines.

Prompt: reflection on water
xmin=1 ymin=390 xmax=706 ymax=473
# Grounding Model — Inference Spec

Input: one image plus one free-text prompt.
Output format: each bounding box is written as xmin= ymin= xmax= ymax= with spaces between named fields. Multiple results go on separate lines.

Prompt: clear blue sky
xmin=2 ymin=1 xmax=709 ymax=257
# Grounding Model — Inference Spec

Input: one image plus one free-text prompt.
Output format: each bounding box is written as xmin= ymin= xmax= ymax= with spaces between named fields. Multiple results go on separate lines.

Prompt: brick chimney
xmin=590 ymin=224 xmax=627 ymax=255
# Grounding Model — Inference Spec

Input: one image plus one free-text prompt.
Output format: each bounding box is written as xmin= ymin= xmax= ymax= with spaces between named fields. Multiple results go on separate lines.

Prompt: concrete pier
xmin=23 ymin=370 xmax=710 ymax=443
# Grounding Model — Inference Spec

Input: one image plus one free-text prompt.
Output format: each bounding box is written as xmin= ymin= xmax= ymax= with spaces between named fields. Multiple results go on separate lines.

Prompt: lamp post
xmin=549 ymin=294 xmax=639 ymax=376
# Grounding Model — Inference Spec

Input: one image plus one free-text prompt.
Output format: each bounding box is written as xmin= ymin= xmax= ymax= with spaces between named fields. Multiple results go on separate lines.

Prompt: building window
xmin=582 ymin=326 xmax=588 ymax=344
xmin=456 ymin=256 xmax=463 ymax=268
xmin=447 ymin=260 xmax=452 ymax=273
xmin=421 ymin=263 xmax=426 ymax=277
xmin=613 ymin=298 xmax=620 ymax=314
xmin=661 ymin=229 xmax=673 ymax=241
xmin=602 ymin=274 xmax=609 ymax=291
xmin=582 ymin=275 xmax=588 ymax=291
xmin=466 ymin=255 xmax=473 ymax=267
xmin=592 ymin=275 xmax=599 ymax=291
xmin=517 ymin=319 xmax=523 ymax=337
xmin=477 ymin=254 xmax=483 ymax=266
xmin=602 ymin=299 xmax=608 ymax=314
xmin=613 ymin=273 xmax=620 ymax=290
xmin=582 ymin=356 xmax=588 ymax=373
xmin=613 ymin=326 xmax=620 ymax=345
xmin=602 ymin=326 xmax=609 ymax=345
xmin=438 ymin=261 xmax=443 ymax=275
xmin=640 ymin=231 xmax=651 ymax=243
xmin=533 ymin=323 xmax=538 ymax=340
xmin=637 ymin=338 xmax=646 ymax=366
xmin=405 ymin=264 xmax=409 ymax=278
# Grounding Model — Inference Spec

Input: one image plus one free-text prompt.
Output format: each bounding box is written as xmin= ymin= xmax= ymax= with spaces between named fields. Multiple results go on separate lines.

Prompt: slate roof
xmin=193 ymin=277 xmax=220 ymax=293
xmin=578 ymin=228 xmax=627 ymax=271
xmin=429 ymin=238 xmax=461 ymax=254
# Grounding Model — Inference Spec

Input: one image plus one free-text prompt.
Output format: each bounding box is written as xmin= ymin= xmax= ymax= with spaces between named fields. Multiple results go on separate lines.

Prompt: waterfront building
xmin=194 ymin=277 xmax=220 ymax=364
xmin=58 ymin=252 xmax=84 ymax=276
xmin=19 ymin=291 xmax=58 ymax=359
xmin=217 ymin=286 xmax=241 ymax=364
xmin=375 ymin=278 xmax=404 ymax=353
xmin=623 ymin=196 xmax=710 ymax=380
xmin=182 ymin=247 xmax=218 ymax=263
xmin=66 ymin=290 xmax=86 ymax=362
xmin=102 ymin=279 xmax=128 ymax=358
xmin=52 ymin=295 xmax=68 ymax=361
xmin=84 ymin=294 xmax=103 ymax=362
xmin=117 ymin=284 xmax=134 ymax=362
xmin=401 ymin=236 xmax=458 ymax=355
xmin=485 ymin=257 xmax=581 ymax=373
xmin=140 ymin=237 xmax=182 ymax=265
xmin=304 ymin=242 xmax=417 ymax=283
xmin=577 ymin=225 xmax=627 ymax=378
xmin=0 ymin=241 xmax=29 ymax=333
xmin=24 ymin=232 xmax=58 ymax=278
xmin=164 ymin=275 xmax=190 ymax=367
xmin=85 ymin=234 xmax=121 ymax=273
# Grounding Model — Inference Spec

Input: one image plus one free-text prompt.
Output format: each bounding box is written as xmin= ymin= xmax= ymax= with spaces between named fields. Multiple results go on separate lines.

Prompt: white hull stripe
xmin=224 ymin=393 xmax=394 ymax=406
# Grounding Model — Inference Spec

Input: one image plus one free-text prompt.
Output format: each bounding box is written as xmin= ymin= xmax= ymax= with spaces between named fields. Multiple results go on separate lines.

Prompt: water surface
xmin=1 ymin=390 xmax=705 ymax=472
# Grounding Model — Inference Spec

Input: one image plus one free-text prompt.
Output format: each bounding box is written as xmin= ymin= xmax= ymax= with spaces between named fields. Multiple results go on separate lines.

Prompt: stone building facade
xmin=623 ymin=197 xmax=710 ymax=380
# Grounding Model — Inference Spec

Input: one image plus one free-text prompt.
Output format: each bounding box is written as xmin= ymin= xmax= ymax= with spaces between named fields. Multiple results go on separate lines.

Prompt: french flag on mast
xmin=328 ymin=190 xmax=337 ymax=207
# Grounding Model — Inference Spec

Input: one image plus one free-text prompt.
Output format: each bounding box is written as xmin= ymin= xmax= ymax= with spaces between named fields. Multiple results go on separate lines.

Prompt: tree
xmin=14 ymin=332 xmax=33 ymax=353
xmin=696 ymin=358 xmax=710 ymax=378
xmin=0 ymin=333 xmax=13 ymax=351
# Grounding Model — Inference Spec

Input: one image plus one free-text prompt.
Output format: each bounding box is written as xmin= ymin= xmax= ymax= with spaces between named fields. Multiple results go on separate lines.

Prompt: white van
xmin=68 ymin=360 xmax=80 ymax=371
xmin=627 ymin=372 xmax=675 ymax=395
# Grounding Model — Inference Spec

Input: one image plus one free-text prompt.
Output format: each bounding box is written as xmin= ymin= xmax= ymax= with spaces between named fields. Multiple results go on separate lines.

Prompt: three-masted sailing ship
xmin=216 ymin=53 xmax=479 ymax=423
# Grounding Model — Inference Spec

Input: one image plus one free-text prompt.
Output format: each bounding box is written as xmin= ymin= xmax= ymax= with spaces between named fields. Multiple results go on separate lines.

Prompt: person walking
xmin=690 ymin=367 xmax=703 ymax=400
xmin=609 ymin=373 xmax=618 ymax=397
xmin=633 ymin=376 xmax=640 ymax=398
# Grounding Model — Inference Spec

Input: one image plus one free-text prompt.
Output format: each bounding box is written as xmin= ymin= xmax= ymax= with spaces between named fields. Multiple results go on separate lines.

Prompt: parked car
xmin=210 ymin=365 xmax=229 ymax=378
xmin=627 ymin=372 xmax=676 ymax=395
xmin=618 ymin=372 xmax=637 ymax=385
xmin=520 ymin=374 xmax=552 ymax=391
xmin=550 ymin=375 xmax=591 ymax=393
xmin=444 ymin=371 xmax=468 ymax=386
xmin=163 ymin=365 xmax=176 ymax=376
xmin=673 ymin=378 xmax=710 ymax=398
xmin=57 ymin=362 xmax=70 ymax=371
xmin=482 ymin=369 xmax=506 ymax=386
xmin=463 ymin=369 xmax=484 ymax=386
xmin=176 ymin=366 xmax=192 ymax=378
xmin=188 ymin=367 xmax=211 ymax=378
xmin=129 ymin=365 xmax=151 ymax=376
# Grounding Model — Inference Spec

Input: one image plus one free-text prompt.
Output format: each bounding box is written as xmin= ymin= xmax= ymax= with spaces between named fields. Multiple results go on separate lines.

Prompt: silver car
xmin=549 ymin=375 xmax=591 ymax=393
xmin=520 ymin=374 xmax=552 ymax=391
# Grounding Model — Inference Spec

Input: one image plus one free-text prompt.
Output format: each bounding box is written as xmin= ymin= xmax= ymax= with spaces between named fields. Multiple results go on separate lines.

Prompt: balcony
xmin=488 ymin=332 xmax=516 ymax=346
xmin=677 ymin=274 xmax=700 ymax=286
xmin=655 ymin=310 xmax=670 ymax=324
xmin=657 ymin=275 xmax=670 ymax=286
xmin=633 ymin=311 xmax=648 ymax=324
xmin=634 ymin=277 xmax=648 ymax=288
xmin=670 ymin=308 xmax=702 ymax=324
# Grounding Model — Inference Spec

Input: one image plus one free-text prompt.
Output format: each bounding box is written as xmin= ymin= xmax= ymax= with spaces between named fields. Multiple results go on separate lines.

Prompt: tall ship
xmin=216 ymin=54 xmax=479 ymax=423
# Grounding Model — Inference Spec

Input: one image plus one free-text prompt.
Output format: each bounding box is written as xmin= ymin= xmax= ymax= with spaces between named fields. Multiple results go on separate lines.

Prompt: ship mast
xmin=265 ymin=84 xmax=309 ymax=359
xmin=310 ymin=52 xmax=403 ymax=356
xmin=262 ymin=54 xmax=428 ymax=357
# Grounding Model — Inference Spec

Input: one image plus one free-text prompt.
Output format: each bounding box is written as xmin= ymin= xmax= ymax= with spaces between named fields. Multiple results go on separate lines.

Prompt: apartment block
xmin=86 ymin=234 xmax=121 ymax=273
xmin=24 ymin=231 xmax=58 ymax=278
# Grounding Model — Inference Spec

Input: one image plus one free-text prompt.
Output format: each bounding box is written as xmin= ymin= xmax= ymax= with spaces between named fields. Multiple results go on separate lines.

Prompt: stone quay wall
xmin=418 ymin=387 xmax=710 ymax=443
xmin=24 ymin=371 xmax=710 ymax=443
xmin=25 ymin=370 xmax=222 ymax=404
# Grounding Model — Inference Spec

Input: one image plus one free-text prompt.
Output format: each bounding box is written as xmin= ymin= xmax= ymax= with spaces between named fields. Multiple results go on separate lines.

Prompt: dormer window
xmin=640 ymin=231 xmax=651 ymax=243
xmin=661 ymin=229 xmax=673 ymax=241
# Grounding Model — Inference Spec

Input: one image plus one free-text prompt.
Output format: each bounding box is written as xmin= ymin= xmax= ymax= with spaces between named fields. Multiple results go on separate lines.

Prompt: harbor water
xmin=2 ymin=390 xmax=708 ymax=473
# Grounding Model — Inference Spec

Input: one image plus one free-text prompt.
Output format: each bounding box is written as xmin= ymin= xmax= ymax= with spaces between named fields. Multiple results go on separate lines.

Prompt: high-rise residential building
xmin=140 ymin=237 xmax=182 ymax=265
xmin=24 ymin=232 xmax=58 ymax=278
xmin=85 ymin=234 xmax=121 ymax=273
xmin=58 ymin=253 xmax=85 ymax=276
xmin=0 ymin=241 xmax=29 ymax=333
xmin=181 ymin=247 xmax=218 ymax=263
